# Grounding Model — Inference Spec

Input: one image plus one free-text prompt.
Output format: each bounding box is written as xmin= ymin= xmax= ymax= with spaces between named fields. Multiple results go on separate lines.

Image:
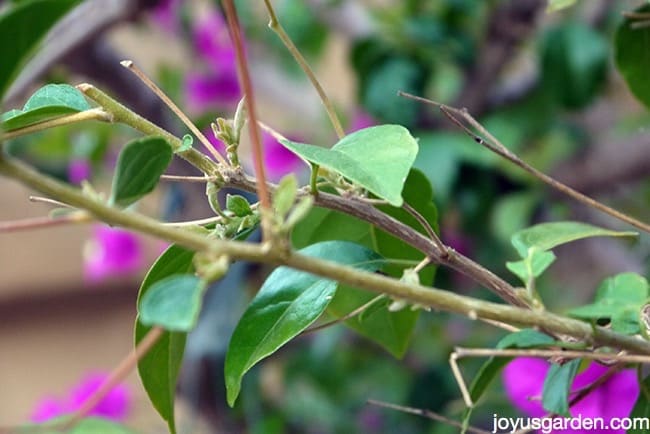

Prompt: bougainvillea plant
xmin=2 ymin=1 xmax=650 ymax=433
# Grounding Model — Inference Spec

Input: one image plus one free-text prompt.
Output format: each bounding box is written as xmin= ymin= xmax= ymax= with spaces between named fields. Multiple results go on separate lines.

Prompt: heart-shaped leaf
xmin=615 ymin=4 xmax=650 ymax=109
xmin=511 ymin=221 xmax=637 ymax=258
xmin=506 ymin=249 xmax=556 ymax=285
xmin=568 ymin=272 xmax=649 ymax=335
xmin=0 ymin=0 xmax=80 ymax=100
xmin=110 ymin=136 xmax=173 ymax=207
xmin=2 ymin=83 xmax=91 ymax=131
xmin=280 ymin=125 xmax=418 ymax=206
xmin=224 ymin=241 xmax=382 ymax=407
xmin=135 ymin=244 xmax=195 ymax=434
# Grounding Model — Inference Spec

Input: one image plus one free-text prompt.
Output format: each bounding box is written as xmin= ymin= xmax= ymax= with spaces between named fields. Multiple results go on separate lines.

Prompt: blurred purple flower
xmin=263 ymin=131 xmax=304 ymax=181
xmin=68 ymin=159 xmax=91 ymax=185
xmin=348 ymin=110 xmax=376 ymax=133
xmin=185 ymin=9 xmax=240 ymax=110
xmin=503 ymin=358 xmax=639 ymax=433
xmin=31 ymin=372 xmax=130 ymax=423
xmin=150 ymin=0 xmax=181 ymax=33
xmin=84 ymin=225 xmax=143 ymax=283
xmin=31 ymin=397 xmax=66 ymax=423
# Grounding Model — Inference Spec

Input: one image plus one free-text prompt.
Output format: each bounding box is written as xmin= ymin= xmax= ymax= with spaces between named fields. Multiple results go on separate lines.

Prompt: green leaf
xmin=496 ymin=328 xmax=556 ymax=349
xmin=469 ymin=329 xmax=555 ymax=404
xmin=628 ymin=375 xmax=650 ymax=434
xmin=281 ymin=125 xmax=418 ymax=206
xmin=542 ymin=359 xmax=581 ymax=416
xmin=511 ymin=221 xmax=637 ymax=258
xmin=139 ymin=275 xmax=206 ymax=332
xmin=547 ymin=0 xmax=577 ymax=12
xmin=0 ymin=0 xmax=80 ymax=100
xmin=568 ymin=272 xmax=649 ymax=335
xmin=541 ymin=21 xmax=608 ymax=109
xmin=135 ymin=244 xmax=194 ymax=434
xmin=615 ymin=4 xmax=650 ymax=109
xmin=224 ymin=241 xmax=382 ymax=407
xmin=110 ymin=136 xmax=173 ymax=207
xmin=178 ymin=134 xmax=193 ymax=152
xmin=506 ymin=249 xmax=556 ymax=285
xmin=328 ymin=287 xmax=417 ymax=358
xmin=2 ymin=84 xmax=91 ymax=131
xmin=226 ymin=194 xmax=252 ymax=217
xmin=291 ymin=170 xmax=436 ymax=357
xmin=69 ymin=418 xmax=138 ymax=434
xmin=273 ymin=174 xmax=298 ymax=217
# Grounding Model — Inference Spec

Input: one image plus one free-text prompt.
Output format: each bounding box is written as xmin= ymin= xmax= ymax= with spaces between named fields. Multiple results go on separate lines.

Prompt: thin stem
xmin=453 ymin=347 xmax=650 ymax=364
xmin=413 ymin=256 xmax=431 ymax=273
xmin=402 ymin=202 xmax=447 ymax=255
xmin=160 ymin=174 xmax=216 ymax=183
xmin=29 ymin=195 xmax=76 ymax=208
xmin=262 ymin=0 xmax=345 ymax=139
xmin=78 ymin=83 xmax=218 ymax=176
xmin=0 ymin=212 xmax=89 ymax=232
xmin=222 ymin=0 xmax=272 ymax=229
xmin=399 ymin=91 xmax=650 ymax=234
xmin=0 ymin=108 xmax=111 ymax=141
xmin=303 ymin=294 xmax=385 ymax=335
xmin=119 ymin=60 xmax=229 ymax=166
xmin=62 ymin=327 xmax=164 ymax=430
xmin=367 ymin=399 xmax=491 ymax=434
xmin=162 ymin=216 xmax=224 ymax=227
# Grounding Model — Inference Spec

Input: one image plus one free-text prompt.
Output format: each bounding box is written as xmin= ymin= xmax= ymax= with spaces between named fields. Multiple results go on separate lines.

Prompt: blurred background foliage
xmin=3 ymin=0 xmax=650 ymax=432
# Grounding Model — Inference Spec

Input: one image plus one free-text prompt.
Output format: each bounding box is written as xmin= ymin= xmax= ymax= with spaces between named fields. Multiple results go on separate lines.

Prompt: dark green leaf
xmin=328 ymin=286 xmax=417 ymax=358
xmin=568 ymin=272 xmax=649 ymax=335
xmin=110 ymin=136 xmax=173 ymax=207
xmin=542 ymin=359 xmax=581 ymax=416
xmin=511 ymin=221 xmax=637 ymax=258
xmin=541 ymin=22 xmax=608 ymax=109
xmin=224 ymin=241 xmax=382 ymax=406
xmin=226 ymin=194 xmax=252 ymax=217
xmin=496 ymin=328 xmax=556 ymax=349
xmin=139 ymin=275 xmax=206 ymax=332
xmin=615 ymin=4 xmax=650 ymax=110
xmin=135 ymin=244 xmax=194 ymax=434
xmin=0 ymin=0 xmax=80 ymax=100
xmin=281 ymin=125 xmax=418 ymax=206
xmin=2 ymin=84 xmax=90 ymax=131
xmin=463 ymin=328 xmax=556 ymax=429
xmin=292 ymin=170 xmax=437 ymax=357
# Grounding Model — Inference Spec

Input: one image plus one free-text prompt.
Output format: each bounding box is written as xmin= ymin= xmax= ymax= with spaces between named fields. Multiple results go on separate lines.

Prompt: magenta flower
xmin=348 ymin=110 xmax=376 ymax=133
xmin=149 ymin=0 xmax=181 ymax=33
xmin=184 ymin=9 xmax=240 ymax=110
xmin=84 ymin=225 xmax=143 ymax=283
xmin=502 ymin=357 xmax=639 ymax=433
xmin=263 ymin=131 xmax=304 ymax=182
xmin=68 ymin=159 xmax=91 ymax=185
xmin=31 ymin=372 xmax=130 ymax=422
